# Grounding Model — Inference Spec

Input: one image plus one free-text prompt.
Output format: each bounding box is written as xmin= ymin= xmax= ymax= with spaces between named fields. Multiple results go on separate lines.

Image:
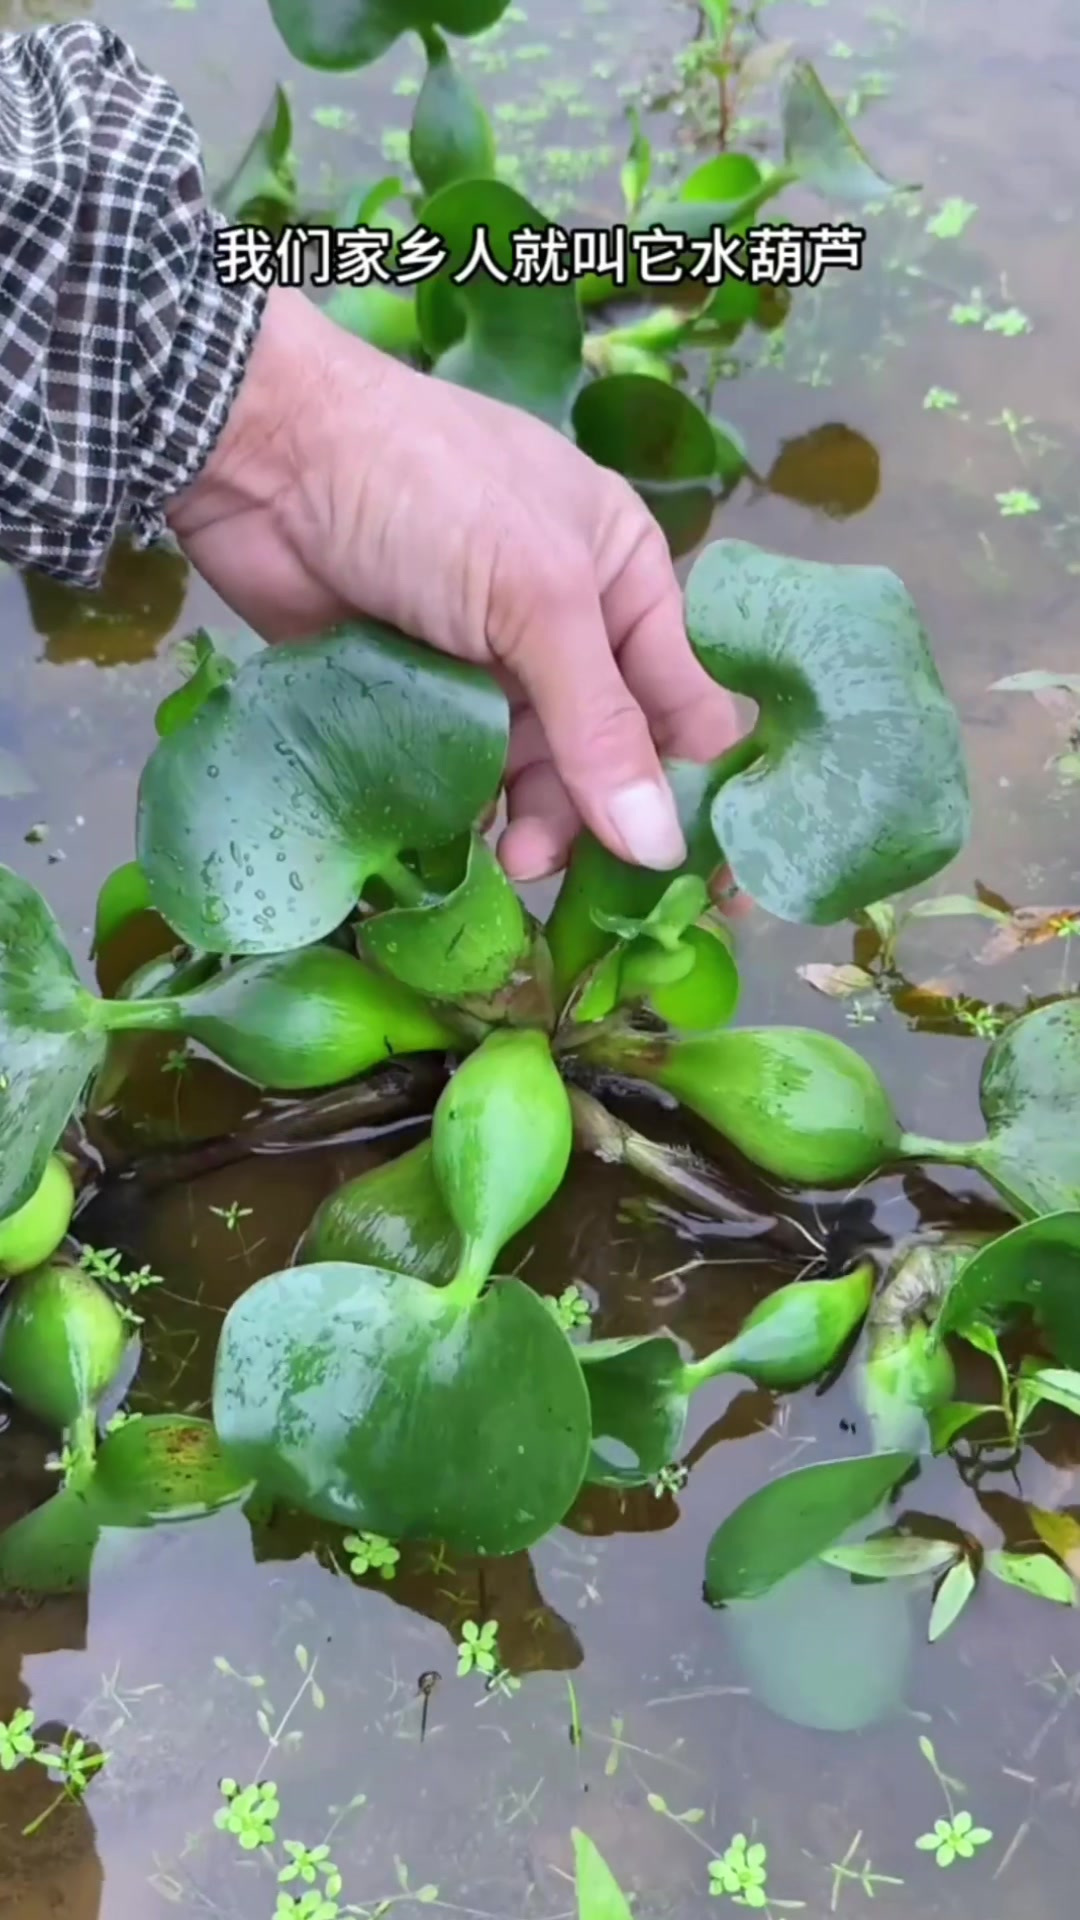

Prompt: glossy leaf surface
xmin=0 ymin=1154 xmax=75 ymax=1276
xmin=685 ymin=540 xmax=971 ymax=923
xmin=299 ymin=1140 xmax=460 ymax=1282
xmin=985 ymin=1548 xmax=1076 ymax=1606
xmin=967 ymin=1004 xmax=1080 ymax=1219
xmin=0 ymin=866 xmax=104 ymax=1220
xmin=935 ymin=1210 xmax=1080 ymax=1366
xmin=267 ymin=0 xmax=511 ymax=71
xmin=0 ymin=1262 xmax=129 ymax=1431
xmin=431 ymin=1030 xmax=573 ymax=1285
xmin=705 ymin=1451 xmax=915 ymax=1603
xmin=821 ymin=1534 xmax=958 ymax=1580
xmin=702 ymin=1264 xmax=874 ymax=1389
xmin=92 ymin=859 xmax=152 ymax=956
xmin=359 ymin=833 xmax=529 ymax=997
xmin=573 ymin=1830 xmax=634 ymax=1920
xmin=136 ymin=624 xmax=509 ymax=954
xmin=213 ymin=1262 xmax=591 ymax=1555
xmin=416 ymin=180 xmax=583 ymax=425
xmin=409 ymin=30 xmax=496 ymax=194
xmin=577 ymin=1334 xmax=689 ymax=1487
xmin=928 ymin=1557 xmax=976 ymax=1641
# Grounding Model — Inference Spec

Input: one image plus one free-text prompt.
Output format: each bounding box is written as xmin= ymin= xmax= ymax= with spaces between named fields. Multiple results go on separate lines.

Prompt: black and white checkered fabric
xmin=0 ymin=21 xmax=268 ymax=586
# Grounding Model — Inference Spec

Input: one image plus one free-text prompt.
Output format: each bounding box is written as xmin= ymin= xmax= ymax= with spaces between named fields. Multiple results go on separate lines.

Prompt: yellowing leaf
xmin=1029 ymin=1506 xmax=1080 ymax=1577
xmin=797 ymin=962 xmax=875 ymax=998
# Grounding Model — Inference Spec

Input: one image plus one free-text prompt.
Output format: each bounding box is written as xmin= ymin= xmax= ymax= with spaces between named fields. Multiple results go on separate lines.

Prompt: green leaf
xmin=821 ymin=1535 xmax=959 ymax=1580
xmin=0 ymin=1154 xmax=75 ymax=1278
xmin=136 ymin=622 xmax=508 ymax=955
xmin=572 ymin=1829 xmax=634 ymax=1920
xmin=0 ymin=867 xmax=105 ymax=1221
xmin=928 ymin=1401 xmax=997 ymax=1452
xmin=216 ymin=85 xmax=297 ymax=228
xmin=572 ymin=375 xmax=743 ymax=540
xmin=694 ymin=1264 xmax=875 ymax=1392
xmin=1018 ymin=1365 xmax=1080 ymax=1420
xmin=928 ymin=1557 xmax=976 ymax=1641
xmin=91 ymin=1414 xmax=254 ymax=1524
xmin=431 ymin=1029 xmax=573 ymax=1287
xmin=92 ymin=859 xmax=153 ymax=957
xmin=212 ymin=1262 xmax=592 ymax=1555
xmin=704 ymin=1452 xmax=916 ymax=1603
xmin=359 ymin=833 xmax=529 ymax=998
xmin=416 ymin=180 xmax=584 ymax=426
xmin=577 ymin=1334 xmax=690 ymax=1487
xmin=299 ymin=1140 xmax=460 ymax=1281
xmin=619 ymin=107 xmax=651 ymax=218
xmin=985 ymin=1549 xmax=1077 ymax=1606
xmin=0 ymin=1262 xmax=129 ymax=1431
xmin=964 ymin=1005 xmax=1080 ymax=1221
xmin=724 ymin=1556 xmax=913 ymax=1731
xmin=781 ymin=60 xmax=915 ymax=204
xmin=0 ymin=1485 xmax=107 ymax=1595
xmin=685 ymin=540 xmax=971 ymax=923
xmin=267 ymin=0 xmax=512 ymax=70
xmin=641 ymin=922 xmax=740 ymax=1031
xmin=155 ymin=629 xmax=242 ymax=738
xmin=547 ymin=760 xmax=722 ymax=1003
xmin=857 ymin=1317 xmax=958 ymax=1454
xmin=409 ymin=29 xmax=496 ymax=195
xmin=935 ymin=1211 xmax=1080 ymax=1365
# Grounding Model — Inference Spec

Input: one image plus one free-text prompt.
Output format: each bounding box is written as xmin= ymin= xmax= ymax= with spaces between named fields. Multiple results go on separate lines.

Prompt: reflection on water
xmin=4 ymin=0 xmax=1080 ymax=1915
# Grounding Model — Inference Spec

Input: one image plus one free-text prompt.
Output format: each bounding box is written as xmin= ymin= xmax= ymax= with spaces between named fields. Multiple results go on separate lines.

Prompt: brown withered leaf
xmin=796 ymin=962 xmax=875 ymax=998
xmin=977 ymin=906 xmax=1080 ymax=966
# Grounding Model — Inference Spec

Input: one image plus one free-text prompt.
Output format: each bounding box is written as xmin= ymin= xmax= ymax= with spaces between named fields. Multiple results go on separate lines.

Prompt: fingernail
xmin=607 ymin=780 xmax=687 ymax=869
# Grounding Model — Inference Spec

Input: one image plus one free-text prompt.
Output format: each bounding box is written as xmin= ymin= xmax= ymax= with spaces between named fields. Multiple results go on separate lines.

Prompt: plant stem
xmin=378 ymin=854 xmax=429 ymax=909
xmin=65 ymin=1407 xmax=99 ymax=1486
xmin=444 ymin=1238 xmax=494 ymax=1311
xmin=896 ymin=1132 xmax=985 ymax=1168
xmin=708 ymin=729 xmax=766 ymax=791
xmin=90 ymin=994 xmax=184 ymax=1034
xmin=680 ymin=1345 xmax=737 ymax=1395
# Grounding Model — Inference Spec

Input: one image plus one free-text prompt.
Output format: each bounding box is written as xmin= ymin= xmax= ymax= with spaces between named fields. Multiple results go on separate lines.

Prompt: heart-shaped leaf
xmin=928 ymin=1556 xmax=976 ymax=1641
xmin=0 ymin=867 xmax=106 ymax=1221
xmin=359 ymin=833 xmax=529 ymax=997
xmin=685 ymin=540 xmax=971 ymax=923
xmin=0 ymin=1415 xmax=253 ymax=1594
xmin=985 ymin=1548 xmax=1077 ymax=1606
xmin=431 ymin=1029 xmax=573 ymax=1286
xmin=409 ymin=28 xmax=496 ymax=195
xmin=136 ymin=622 xmax=509 ymax=954
xmin=571 ymin=375 xmax=744 ymax=555
xmin=573 ymin=1830 xmax=634 ymax=1920
xmin=267 ymin=0 xmax=512 ymax=70
xmin=781 ymin=60 xmax=916 ymax=204
xmin=216 ymin=85 xmax=298 ymax=229
xmin=934 ymin=1211 xmax=1080 ymax=1365
xmin=821 ymin=1534 xmax=959 ymax=1580
xmin=0 ymin=1262 xmax=130 ymax=1431
xmin=577 ymin=1334 xmax=689 ymax=1487
xmin=961 ymin=1004 xmax=1080 ymax=1219
xmin=416 ymin=180 xmax=584 ymax=426
xmin=704 ymin=1451 xmax=916 ymax=1603
xmin=212 ymin=1262 xmax=592 ymax=1555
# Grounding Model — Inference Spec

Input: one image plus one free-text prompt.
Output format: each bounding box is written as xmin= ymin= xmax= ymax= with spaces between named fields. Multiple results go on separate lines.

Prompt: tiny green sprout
xmin=949 ymin=998 xmax=1008 ymax=1038
xmin=923 ymin=388 xmax=960 ymax=411
xmin=926 ymin=196 xmax=977 ymax=240
xmin=161 ymin=1047 xmax=189 ymax=1076
xmin=457 ymin=1619 xmax=500 ymax=1677
xmin=949 ymin=291 xmax=987 ymax=326
xmin=546 ymin=1284 xmax=593 ymax=1333
xmin=78 ymin=1246 xmax=125 ymax=1283
xmin=214 ymin=1778 xmax=280 ymax=1850
xmin=275 ymin=1894 xmax=339 ymax=1920
xmin=0 ymin=1708 xmax=37 ymax=1770
xmin=915 ymin=1812 xmax=992 ymax=1868
xmin=710 ymin=1834 xmax=769 ymax=1906
xmin=279 ymin=1842 xmax=342 ymax=1897
xmin=985 ymin=307 xmax=1030 ymax=337
xmin=210 ymin=1202 xmax=254 ymax=1232
xmin=651 ymin=1463 xmax=689 ymax=1498
xmin=20 ymin=1729 xmax=108 ymax=1838
xmin=996 ymin=490 xmax=1040 ymax=518
xmin=343 ymin=1531 xmax=400 ymax=1581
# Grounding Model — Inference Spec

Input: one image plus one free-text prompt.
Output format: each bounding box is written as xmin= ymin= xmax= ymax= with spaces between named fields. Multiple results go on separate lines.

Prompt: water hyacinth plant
xmin=6 ymin=0 xmax=1080 ymax=1705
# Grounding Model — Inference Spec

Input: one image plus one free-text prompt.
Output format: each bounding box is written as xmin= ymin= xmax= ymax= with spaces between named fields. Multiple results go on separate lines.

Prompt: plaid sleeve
xmin=0 ymin=22 xmax=268 ymax=587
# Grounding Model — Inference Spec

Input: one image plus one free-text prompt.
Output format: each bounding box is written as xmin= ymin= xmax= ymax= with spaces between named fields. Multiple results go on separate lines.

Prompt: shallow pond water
xmin=4 ymin=0 xmax=1080 ymax=1915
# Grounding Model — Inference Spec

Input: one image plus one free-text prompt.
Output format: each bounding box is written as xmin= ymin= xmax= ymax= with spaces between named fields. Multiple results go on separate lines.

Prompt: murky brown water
xmin=4 ymin=0 xmax=1080 ymax=1914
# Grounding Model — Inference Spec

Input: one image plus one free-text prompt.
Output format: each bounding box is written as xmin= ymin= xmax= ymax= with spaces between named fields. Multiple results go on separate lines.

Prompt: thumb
xmin=494 ymin=575 xmax=687 ymax=871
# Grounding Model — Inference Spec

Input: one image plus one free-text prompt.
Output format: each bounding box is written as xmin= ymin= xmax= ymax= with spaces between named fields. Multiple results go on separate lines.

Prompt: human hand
xmin=166 ymin=286 xmax=741 ymax=883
